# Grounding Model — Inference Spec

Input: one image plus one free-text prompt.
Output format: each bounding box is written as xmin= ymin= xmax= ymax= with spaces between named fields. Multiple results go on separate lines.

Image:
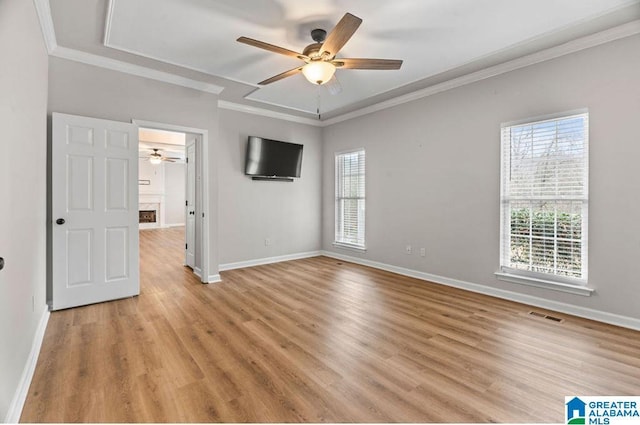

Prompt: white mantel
xmin=138 ymin=158 xmax=185 ymax=229
xmin=139 ymin=193 xmax=165 ymax=229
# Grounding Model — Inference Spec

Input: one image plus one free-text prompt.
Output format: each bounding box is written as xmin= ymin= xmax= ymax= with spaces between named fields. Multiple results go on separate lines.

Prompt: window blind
xmin=500 ymin=112 xmax=588 ymax=281
xmin=335 ymin=150 xmax=365 ymax=247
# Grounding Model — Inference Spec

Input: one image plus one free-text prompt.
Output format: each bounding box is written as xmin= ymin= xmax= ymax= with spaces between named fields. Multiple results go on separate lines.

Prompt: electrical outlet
xmin=406 ymin=245 xmax=412 ymax=255
xmin=265 ymin=238 xmax=271 ymax=246
xmin=420 ymin=248 xmax=426 ymax=257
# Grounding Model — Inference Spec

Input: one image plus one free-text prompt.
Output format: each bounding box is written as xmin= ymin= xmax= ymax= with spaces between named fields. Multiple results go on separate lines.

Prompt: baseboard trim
xmin=218 ymin=251 xmax=322 ymax=272
xmin=207 ymin=274 xmax=222 ymax=283
xmin=320 ymin=251 xmax=640 ymax=331
xmin=163 ymin=223 xmax=185 ymax=228
xmin=193 ymin=267 xmax=202 ymax=278
xmin=5 ymin=306 xmax=50 ymax=423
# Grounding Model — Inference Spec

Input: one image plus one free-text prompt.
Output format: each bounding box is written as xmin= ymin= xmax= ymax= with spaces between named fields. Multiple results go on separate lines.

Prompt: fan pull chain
xmin=316 ymin=86 xmax=322 ymax=120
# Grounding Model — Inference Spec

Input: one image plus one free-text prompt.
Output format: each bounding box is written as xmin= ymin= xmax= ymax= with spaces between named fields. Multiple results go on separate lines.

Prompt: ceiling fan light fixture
xmin=302 ymin=61 xmax=336 ymax=85
xmin=149 ymin=156 xmax=162 ymax=165
xmin=238 ymin=13 xmax=401 ymax=88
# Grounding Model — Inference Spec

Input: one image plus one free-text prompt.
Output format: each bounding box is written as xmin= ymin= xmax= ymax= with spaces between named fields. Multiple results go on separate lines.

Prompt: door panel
xmin=52 ymin=113 xmax=139 ymax=310
xmin=106 ymin=130 xmax=130 ymax=149
xmin=68 ymin=126 xmax=94 ymax=146
xmin=105 ymin=226 xmax=129 ymax=281
xmin=66 ymin=229 xmax=92 ymax=286
xmin=105 ymin=158 xmax=128 ymax=210
xmin=67 ymin=155 xmax=94 ymax=210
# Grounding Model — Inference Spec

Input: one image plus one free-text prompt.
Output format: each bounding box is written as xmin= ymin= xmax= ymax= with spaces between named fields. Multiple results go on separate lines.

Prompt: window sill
xmin=333 ymin=242 xmax=367 ymax=252
xmin=495 ymin=272 xmax=594 ymax=296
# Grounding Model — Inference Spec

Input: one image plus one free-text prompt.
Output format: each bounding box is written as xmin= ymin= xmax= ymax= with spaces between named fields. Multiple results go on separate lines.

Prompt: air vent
xmin=545 ymin=315 xmax=563 ymax=322
xmin=528 ymin=311 xmax=564 ymax=323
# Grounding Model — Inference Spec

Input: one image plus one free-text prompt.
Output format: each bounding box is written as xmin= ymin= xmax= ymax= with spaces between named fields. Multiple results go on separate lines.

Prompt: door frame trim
xmin=133 ymin=119 xmax=210 ymax=283
xmin=184 ymin=135 xmax=197 ymax=270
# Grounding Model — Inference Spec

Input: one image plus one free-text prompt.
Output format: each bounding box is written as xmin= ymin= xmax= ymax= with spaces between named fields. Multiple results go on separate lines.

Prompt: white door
xmin=185 ymin=136 xmax=196 ymax=268
xmin=52 ymin=113 xmax=139 ymax=310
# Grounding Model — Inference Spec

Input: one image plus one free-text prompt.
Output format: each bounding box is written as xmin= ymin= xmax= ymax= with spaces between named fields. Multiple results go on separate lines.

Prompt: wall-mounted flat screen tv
xmin=244 ymin=136 xmax=303 ymax=180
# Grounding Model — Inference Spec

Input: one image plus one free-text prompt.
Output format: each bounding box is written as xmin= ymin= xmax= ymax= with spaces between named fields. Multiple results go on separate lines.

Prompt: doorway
xmin=134 ymin=119 xmax=210 ymax=282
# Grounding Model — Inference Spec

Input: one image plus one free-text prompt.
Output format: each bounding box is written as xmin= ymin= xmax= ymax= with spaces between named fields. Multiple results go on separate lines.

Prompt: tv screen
xmin=244 ymin=136 xmax=303 ymax=178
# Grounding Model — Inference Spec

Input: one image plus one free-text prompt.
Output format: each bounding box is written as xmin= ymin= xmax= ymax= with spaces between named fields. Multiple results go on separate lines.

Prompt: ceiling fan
xmin=237 ymin=13 xmax=403 ymax=87
xmin=143 ymin=148 xmax=180 ymax=164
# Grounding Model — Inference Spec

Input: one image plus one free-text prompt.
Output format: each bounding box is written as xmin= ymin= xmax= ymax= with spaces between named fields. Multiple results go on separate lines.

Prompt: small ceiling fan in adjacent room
xmin=237 ymin=12 xmax=403 ymax=87
xmin=142 ymin=148 xmax=180 ymax=164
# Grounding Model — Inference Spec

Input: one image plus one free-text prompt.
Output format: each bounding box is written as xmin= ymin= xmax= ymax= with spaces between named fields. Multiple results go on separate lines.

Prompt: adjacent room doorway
xmin=134 ymin=119 xmax=210 ymax=282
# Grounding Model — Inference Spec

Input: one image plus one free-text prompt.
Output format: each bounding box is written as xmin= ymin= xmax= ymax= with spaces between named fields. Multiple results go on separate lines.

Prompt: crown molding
xmin=218 ymin=100 xmax=323 ymax=127
xmin=34 ymin=0 xmax=224 ymax=95
xmin=34 ymin=0 xmax=640 ymax=127
xmin=32 ymin=0 xmax=57 ymax=53
xmin=50 ymin=46 xmax=224 ymax=95
xmin=322 ymin=19 xmax=640 ymax=127
xmin=103 ymin=0 xmax=116 ymax=45
xmin=103 ymin=0 xmax=224 ymax=83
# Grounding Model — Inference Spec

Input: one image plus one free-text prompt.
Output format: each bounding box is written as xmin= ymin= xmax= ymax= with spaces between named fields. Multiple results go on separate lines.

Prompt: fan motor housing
xmin=302 ymin=42 xmax=323 ymax=59
xmin=310 ymin=28 xmax=327 ymax=43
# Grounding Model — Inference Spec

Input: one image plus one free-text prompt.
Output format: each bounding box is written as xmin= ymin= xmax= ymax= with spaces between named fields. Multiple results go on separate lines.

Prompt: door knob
xmin=56 ymin=218 xmax=65 ymax=225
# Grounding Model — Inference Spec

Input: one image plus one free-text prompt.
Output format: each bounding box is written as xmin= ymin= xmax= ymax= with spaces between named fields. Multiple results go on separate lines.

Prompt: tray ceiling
xmin=50 ymin=0 xmax=640 ymax=118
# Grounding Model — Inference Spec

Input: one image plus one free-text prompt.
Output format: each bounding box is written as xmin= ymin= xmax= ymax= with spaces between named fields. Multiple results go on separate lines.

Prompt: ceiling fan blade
xmin=162 ymin=158 xmax=177 ymax=163
xmin=237 ymin=36 xmax=307 ymax=60
xmin=258 ymin=67 xmax=303 ymax=85
xmin=319 ymin=13 xmax=362 ymax=58
xmin=333 ymin=58 xmax=403 ymax=70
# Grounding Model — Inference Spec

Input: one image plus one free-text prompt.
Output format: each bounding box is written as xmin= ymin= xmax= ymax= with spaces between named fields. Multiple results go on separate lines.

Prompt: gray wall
xmin=48 ymin=58 xmax=323 ymax=272
xmin=218 ymin=109 xmax=322 ymax=265
xmin=138 ymin=158 xmax=165 ymax=195
xmin=322 ymin=34 xmax=640 ymax=320
xmin=0 ymin=0 xmax=49 ymax=420
xmin=47 ymin=57 xmax=220 ymax=275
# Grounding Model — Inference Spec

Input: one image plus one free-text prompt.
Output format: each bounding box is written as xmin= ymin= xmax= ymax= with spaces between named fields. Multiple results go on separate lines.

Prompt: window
xmin=500 ymin=112 xmax=588 ymax=284
xmin=335 ymin=149 xmax=365 ymax=249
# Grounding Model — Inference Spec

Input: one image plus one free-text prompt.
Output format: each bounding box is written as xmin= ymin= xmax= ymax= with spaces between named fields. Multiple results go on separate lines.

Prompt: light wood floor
xmin=21 ymin=227 xmax=640 ymax=422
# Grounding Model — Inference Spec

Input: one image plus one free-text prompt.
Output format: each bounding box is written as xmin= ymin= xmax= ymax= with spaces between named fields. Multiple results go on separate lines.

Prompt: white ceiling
xmin=139 ymin=128 xmax=185 ymax=159
xmin=49 ymin=0 xmax=640 ymax=118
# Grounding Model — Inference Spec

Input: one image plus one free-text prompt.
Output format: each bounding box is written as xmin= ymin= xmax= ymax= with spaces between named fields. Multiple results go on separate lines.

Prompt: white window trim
xmin=500 ymin=108 xmax=589 ymax=128
xmin=495 ymin=271 xmax=594 ymax=296
xmin=334 ymin=148 xmax=366 ymax=249
xmin=332 ymin=241 xmax=367 ymax=252
xmin=499 ymin=109 xmax=590 ymax=294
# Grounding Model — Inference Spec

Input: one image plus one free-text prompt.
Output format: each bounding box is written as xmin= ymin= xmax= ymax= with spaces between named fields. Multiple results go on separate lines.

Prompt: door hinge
xmin=185 ymin=200 xmax=188 ymax=206
xmin=202 ymin=212 xmax=205 ymax=218
xmin=185 ymin=243 xmax=188 ymax=250
xmin=186 ymin=157 xmax=188 ymax=163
